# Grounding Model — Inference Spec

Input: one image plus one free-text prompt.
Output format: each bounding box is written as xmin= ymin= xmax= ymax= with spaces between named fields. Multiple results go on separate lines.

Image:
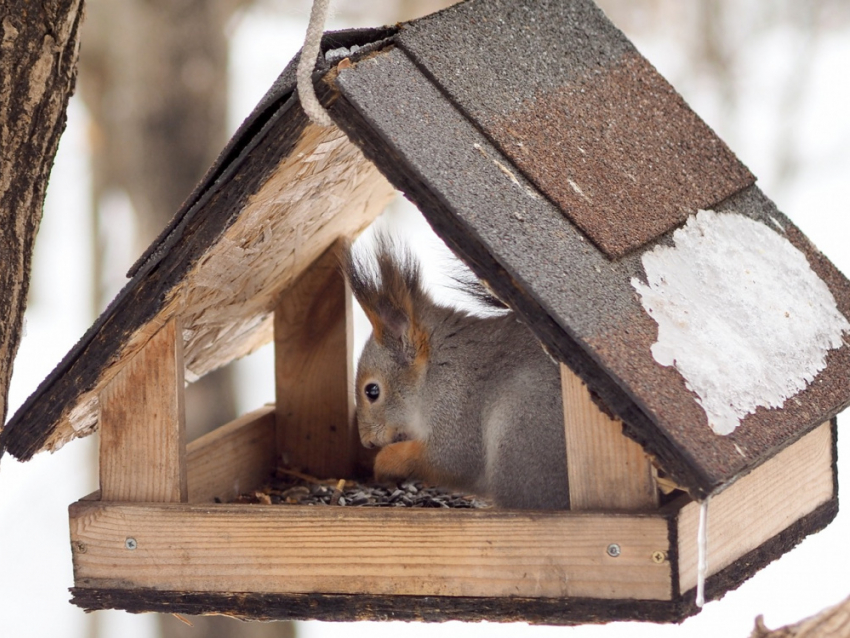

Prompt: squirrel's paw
xmin=374 ymin=440 xmax=426 ymax=483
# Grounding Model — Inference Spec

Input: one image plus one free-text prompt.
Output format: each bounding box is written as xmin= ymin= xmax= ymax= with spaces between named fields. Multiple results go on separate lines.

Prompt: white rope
xmin=696 ymin=496 xmax=710 ymax=607
xmin=297 ymin=0 xmax=334 ymax=127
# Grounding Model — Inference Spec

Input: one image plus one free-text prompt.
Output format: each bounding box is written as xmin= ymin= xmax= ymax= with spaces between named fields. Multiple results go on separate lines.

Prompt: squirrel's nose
xmin=355 ymin=416 xmax=375 ymax=448
xmin=359 ymin=429 xmax=377 ymax=449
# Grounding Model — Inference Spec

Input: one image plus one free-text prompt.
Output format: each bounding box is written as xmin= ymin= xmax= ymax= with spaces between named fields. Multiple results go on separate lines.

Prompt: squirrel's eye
xmin=364 ymin=383 xmax=380 ymax=402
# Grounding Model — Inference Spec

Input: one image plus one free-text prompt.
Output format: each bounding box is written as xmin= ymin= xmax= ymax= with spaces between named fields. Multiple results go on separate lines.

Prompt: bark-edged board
xmin=68 ymin=419 xmax=838 ymax=623
xmin=67 ymin=499 xmax=838 ymax=624
xmin=70 ymin=502 xmax=673 ymax=601
xmin=677 ymin=420 xmax=835 ymax=593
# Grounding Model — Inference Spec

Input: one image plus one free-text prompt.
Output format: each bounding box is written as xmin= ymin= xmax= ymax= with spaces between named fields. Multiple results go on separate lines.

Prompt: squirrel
xmin=343 ymin=236 xmax=570 ymax=510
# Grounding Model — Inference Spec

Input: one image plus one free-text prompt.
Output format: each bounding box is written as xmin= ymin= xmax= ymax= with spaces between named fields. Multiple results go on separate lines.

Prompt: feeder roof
xmin=3 ymin=0 xmax=849 ymax=499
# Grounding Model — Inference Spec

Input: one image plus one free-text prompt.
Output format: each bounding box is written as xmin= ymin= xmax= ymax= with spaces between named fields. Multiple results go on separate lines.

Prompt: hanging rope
xmin=696 ymin=496 xmax=710 ymax=608
xmin=297 ymin=0 xmax=334 ymax=127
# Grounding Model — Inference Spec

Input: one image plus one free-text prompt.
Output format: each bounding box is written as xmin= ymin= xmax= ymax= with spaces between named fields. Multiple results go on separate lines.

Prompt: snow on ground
xmin=1 ymin=4 xmax=849 ymax=637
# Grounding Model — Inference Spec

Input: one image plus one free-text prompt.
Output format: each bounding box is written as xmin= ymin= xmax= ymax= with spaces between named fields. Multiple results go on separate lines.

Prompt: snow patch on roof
xmin=632 ymin=209 xmax=849 ymax=435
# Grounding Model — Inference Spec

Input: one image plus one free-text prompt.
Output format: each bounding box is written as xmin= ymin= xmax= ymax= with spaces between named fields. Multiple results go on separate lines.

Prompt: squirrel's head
xmin=343 ymin=236 xmax=433 ymax=449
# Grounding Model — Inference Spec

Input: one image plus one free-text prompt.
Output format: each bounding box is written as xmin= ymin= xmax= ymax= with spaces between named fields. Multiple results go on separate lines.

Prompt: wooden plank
xmin=69 ymin=502 xmax=673 ymax=601
xmin=274 ymin=242 xmax=356 ymax=479
xmin=678 ymin=421 xmax=834 ymax=593
xmin=186 ymin=405 xmax=277 ymax=503
xmin=98 ymin=317 xmax=187 ymax=502
xmin=561 ymin=364 xmax=658 ymax=510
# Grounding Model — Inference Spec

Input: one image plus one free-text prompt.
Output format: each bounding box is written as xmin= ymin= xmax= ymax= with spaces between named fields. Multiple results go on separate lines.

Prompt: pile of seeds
xmin=232 ymin=467 xmax=490 ymax=509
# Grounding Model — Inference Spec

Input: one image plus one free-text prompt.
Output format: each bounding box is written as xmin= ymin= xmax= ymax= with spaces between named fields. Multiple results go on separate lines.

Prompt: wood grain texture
xmin=98 ymin=317 xmax=187 ymax=502
xmin=186 ymin=405 xmax=276 ymax=503
xmin=275 ymin=243 xmax=357 ymax=479
xmin=69 ymin=502 xmax=672 ymax=600
xmin=179 ymin=124 xmax=394 ymax=384
xmin=561 ymin=364 xmax=658 ymax=510
xmin=66 ymin=498 xmax=839 ymax=623
xmin=677 ymin=421 xmax=834 ymax=593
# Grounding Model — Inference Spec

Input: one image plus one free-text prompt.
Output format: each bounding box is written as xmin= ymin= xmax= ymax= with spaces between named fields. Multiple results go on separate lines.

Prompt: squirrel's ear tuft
xmin=342 ymin=234 xmax=432 ymax=367
xmin=341 ymin=240 xmax=384 ymax=342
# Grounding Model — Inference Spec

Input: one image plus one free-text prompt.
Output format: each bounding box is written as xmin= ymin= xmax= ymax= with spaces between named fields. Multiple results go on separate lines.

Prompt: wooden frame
xmin=76 ymin=329 xmax=839 ymax=624
xmin=76 ymin=241 xmax=839 ymax=624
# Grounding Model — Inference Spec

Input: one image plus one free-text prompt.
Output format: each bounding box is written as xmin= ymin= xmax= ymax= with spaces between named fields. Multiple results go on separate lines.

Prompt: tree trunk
xmin=0 ymin=0 xmax=84 ymax=426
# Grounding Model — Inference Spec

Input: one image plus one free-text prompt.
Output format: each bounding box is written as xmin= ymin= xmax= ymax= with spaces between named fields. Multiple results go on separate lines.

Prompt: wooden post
xmin=99 ymin=317 xmax=187 ymax=502
xmin=274 ymin=242 xmax=357 ymax=479
xmin=561 ymin=364 xmax=658 ymax=510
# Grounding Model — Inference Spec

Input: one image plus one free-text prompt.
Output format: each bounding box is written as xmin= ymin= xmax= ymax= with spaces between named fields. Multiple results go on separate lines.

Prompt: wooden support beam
xmin=274 ymin=242 xmax=357 ymax=479
xmin=69 ymin=502 xmax=672 ymax=601
xmin=186 ymin=405 xmax=277 ymax=503
xmin=98 ymin=317 xmax=187 ymax=502
xmin=561 ymin=364 xmax=658 ymax=511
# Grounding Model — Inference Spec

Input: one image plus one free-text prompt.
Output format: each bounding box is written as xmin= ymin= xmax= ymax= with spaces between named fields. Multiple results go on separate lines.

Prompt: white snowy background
xmin=2 ymin=2 xmax=850 ymax=637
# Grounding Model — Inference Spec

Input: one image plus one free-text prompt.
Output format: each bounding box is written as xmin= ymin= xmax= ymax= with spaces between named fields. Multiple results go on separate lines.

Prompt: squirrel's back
xmin=345 ymin=237 xmax=569 ymax=509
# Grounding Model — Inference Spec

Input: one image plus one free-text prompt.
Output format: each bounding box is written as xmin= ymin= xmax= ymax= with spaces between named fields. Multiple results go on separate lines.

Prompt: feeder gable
xmin=325 ymin=0 xmax=850 ymax=497
xmin=3 ymin=0 xmax=849 ymax=502
xmin=0 ymin=27 xmax=397 ymax=462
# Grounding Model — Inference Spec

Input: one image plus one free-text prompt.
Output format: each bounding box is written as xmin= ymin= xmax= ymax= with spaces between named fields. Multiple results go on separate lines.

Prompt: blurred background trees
xmin=3 ymin=1 xmax=850 ymax=637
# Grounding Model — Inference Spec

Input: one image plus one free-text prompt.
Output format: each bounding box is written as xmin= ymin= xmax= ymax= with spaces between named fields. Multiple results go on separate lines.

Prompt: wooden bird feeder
xmin=2 ymin=0 xmax=848 ymax=625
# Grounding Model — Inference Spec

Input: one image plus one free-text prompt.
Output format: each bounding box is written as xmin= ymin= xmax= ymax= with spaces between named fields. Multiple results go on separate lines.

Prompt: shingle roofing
xmin=3 ymin=0 xmax=849 ymax=500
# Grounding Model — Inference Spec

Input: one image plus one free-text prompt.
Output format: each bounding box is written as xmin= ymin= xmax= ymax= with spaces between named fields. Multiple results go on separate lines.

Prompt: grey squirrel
xmin=343 ymin=237 xmax=570 ymax=510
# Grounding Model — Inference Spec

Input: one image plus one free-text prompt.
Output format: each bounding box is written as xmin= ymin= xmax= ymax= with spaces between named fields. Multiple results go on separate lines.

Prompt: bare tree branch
xmin=751 ymin=593 xmax=850 ymax=638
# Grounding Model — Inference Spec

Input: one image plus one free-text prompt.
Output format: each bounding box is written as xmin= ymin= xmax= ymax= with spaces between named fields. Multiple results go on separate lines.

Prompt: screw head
xmin=652 ymin=550 xmax=668 ymax=564
xmin=74 ymin=541 xmax=87 ymax=554
xmin=606 ymin=543 xmax=621 ymax=558
xmin=125 ymin=537 xmax=138 ymax=550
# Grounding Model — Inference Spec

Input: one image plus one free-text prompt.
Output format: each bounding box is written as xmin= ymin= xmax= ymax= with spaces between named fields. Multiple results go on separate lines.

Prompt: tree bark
xmin=751 ymin=593 xmax=850 ymax=638
xmin=0 ymin=0 xmax=84 ymax=426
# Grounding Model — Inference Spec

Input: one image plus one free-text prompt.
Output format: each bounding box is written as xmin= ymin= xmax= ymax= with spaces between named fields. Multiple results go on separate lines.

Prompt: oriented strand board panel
xmin=677 ymin=421 xmax=834 ymax=593
xmin=4 ymin=87 xmax=394 ymax=461
xmin=178 ymin=124 xmax=394 ymax=384
xmin=99 ymin=317 xmax=187 ymax=503
xmin=70 ymin=503 xmax=672 ymax=601
xmin=561 ymin=364 xmax=657 ymax=510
